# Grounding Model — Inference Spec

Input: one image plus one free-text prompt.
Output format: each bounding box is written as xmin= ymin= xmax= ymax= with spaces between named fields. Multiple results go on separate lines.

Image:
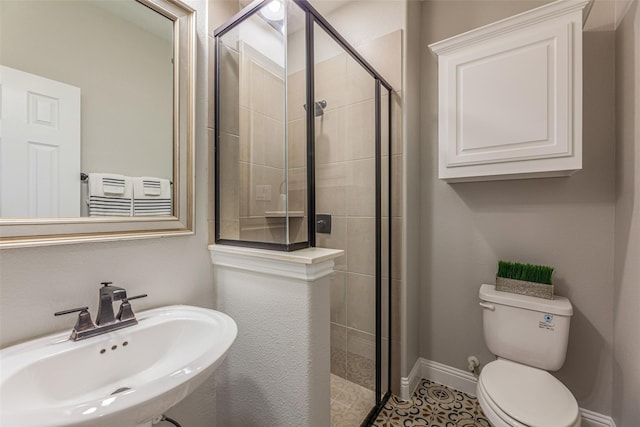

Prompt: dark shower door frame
xmin=214 ymin=0 xmax=394 ymax=423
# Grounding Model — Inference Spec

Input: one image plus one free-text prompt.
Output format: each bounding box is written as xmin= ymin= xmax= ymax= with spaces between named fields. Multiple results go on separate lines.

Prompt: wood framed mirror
xmin=0 ymin=0 xmax=195 ymax=248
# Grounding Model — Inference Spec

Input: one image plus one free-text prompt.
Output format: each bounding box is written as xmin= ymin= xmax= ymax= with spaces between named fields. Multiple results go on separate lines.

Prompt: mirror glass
xmin=0 ymin=0 xmax=195 ymax=248
xmin=0 ymin=0 xmax=174 ymax=219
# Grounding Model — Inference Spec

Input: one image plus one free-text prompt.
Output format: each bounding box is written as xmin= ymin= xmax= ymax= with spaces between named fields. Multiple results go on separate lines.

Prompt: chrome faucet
xmin=55 ymin=282 xmax=147 ymax=341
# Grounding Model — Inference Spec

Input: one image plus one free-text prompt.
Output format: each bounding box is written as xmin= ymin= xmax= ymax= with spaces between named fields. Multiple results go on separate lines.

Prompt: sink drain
xmin=111 ymin=387 xmax=131 ymax=395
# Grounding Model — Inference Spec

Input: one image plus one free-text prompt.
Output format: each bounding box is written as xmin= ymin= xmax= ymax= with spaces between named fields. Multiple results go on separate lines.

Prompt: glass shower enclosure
xmin=214 ymin=0 xmax=392 ymax=423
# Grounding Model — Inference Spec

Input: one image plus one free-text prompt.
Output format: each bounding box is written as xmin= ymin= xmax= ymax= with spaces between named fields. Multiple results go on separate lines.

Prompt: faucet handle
xmin=55 ymin=307 xmax=90 ymax=317
xmin=55 ymin=307 xmax=96 ymax=338
xmin=116 ymin=294 xmax=147 ymax=322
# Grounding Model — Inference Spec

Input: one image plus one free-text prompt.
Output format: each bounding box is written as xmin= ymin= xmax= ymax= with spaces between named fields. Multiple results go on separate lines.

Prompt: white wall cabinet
xmin=429 ymin=0 xmax=592 ymax=182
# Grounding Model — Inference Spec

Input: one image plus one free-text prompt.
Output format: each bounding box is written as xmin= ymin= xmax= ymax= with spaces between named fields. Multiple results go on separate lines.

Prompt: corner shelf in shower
xmin=265 ymin=211 xmax=305 ymax=218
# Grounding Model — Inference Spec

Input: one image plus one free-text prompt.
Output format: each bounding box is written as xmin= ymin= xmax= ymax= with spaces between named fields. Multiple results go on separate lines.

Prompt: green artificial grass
xmin=497 ymin=260 xmax=554 ymax=285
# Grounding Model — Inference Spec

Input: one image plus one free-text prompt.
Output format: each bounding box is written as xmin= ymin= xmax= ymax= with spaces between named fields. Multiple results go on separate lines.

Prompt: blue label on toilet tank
xmin=539 ymin=314 xmax=555 ymax=331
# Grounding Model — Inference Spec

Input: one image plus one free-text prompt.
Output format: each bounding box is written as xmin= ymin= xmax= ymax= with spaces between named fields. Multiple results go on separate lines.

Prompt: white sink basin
xmin=0 ymin=305 xmax=237 ymax=427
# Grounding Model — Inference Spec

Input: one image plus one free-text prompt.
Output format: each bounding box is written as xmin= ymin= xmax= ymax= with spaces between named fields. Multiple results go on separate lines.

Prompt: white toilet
xmin=477 ymin=284 xmax=581 ymax=427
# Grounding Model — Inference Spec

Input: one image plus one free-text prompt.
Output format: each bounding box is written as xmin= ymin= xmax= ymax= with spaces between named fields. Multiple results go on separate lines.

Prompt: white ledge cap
xmin=208 ymin=244 xmax=343 ymax=264
xmin=209 ymin=245 xmax=344 ymax=281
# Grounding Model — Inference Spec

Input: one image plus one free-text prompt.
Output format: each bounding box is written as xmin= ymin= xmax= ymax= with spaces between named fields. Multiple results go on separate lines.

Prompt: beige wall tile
xmin=346 ymin=273 xmax=376 ymax=334
xmin=381 ymin=217 xmax=389 ymax=279
xmin=249 ymin=112 xmax=267 ymax=166
xmin=346 ymin=328 xmax=376 ymax=390
xmin=317 ymin=215 xmax=347 ymax=271
xmin=331 ymin=323 xmax=347 ymax=378
xmin=264 ymin=70 xmax=284 ymax=121
xmin=347 ymin=55 xmax=376 ymax=105
xmin=347 ymin=328 xmax=375 ymax=361
xmin=291 ymin=216 xmax=308 ymax=244
xmin=287 ymin=70 xmax=306 ymax=121
xmin=287 ymin=166 xmax=307 ymax=212
xmin=331 ymin=271 xmax=347 ymax=324
xmin=220 ymin=219 xmax=239 ymax=240
xmin=315 ymin=53 xmax=348 ymax=110
xmin=347 ymin=217 xmax=376 ymax=275
xmin=345 ymin=100 xmax=375 ymax=160
xmin=381 ymin=91 xmax=390 ymax=157
xmin=239 ymin=216 xmax=266 ymax=242
xmin=391 ymin=217 xmax=402 ymax=280
xmin=316 ymin=108 xmax=348 ymax=164
xmin=391 ymin=91 xmax=402 ymax=155
xmin=239 ymin=161 xmax=249 ymax=217
xmin=288 ymin=118 xmax=306 ymax=168
xmin=265 ymin=217 xmax=286 ymax=244
xmin=356 ymin=30 xmax=403 ymax=92
xmin=392 ymin=154 xmax=403 ymax=218
xmin=207 ymin=128 xmax=215 ymax=223
xmin=316 ymin=162 xmax=348 ymax=216
xmin=347 ymin=158 xmax=376 ymax=217
xmin=219 ymin=44 xmax=240 ymax=135
xmin=248 ymin=164 xmax=267 ymax=217
xmin=264 ymin=117 xmax=285 ymax=169
xmin=219 ymin=132 xmax=240 ymax=221
xmin=249 ymin=60 xmax=265 ymax=114
xmin=208 ymin=36 xmax=215 ymax=130
xmin=239 ymin=107 xmax=250 ymax=162
xmin=264 ymin=166 xmax=286 ymax=212
xmin=382 ymin=155 xmax=390 ymax=218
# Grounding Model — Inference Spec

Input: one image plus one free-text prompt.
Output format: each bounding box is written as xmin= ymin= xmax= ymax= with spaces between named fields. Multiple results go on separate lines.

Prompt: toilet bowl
xmin=478 ymin=284 xmax=581 ymax=427
xmin=476 ymin=359 xmax=580 ymax=427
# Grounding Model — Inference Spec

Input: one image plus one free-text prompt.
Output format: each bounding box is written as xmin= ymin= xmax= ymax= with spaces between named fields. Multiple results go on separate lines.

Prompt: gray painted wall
xmin=420 ymin=0 xmax=616 ymax=415
xmin=402 ymin=0 xmax=423 ymax=387
xmin=613 ymin=1 xmax=640 ymax=425
xmin=0 ymin=0 xmax=216 ymax=425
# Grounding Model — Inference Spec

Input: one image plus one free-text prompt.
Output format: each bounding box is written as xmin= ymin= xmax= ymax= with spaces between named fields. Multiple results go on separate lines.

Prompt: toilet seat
xmin=477 ymin=359 xmax=580 ymax=427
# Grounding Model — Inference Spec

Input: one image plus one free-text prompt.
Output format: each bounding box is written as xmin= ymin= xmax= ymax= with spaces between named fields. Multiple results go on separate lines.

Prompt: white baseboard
xmin=401 ymin=357 xmax=616 ymax=427
xmin=579 ymin=408 xmax=617 ymax=427
xmin=399 ymin=357 xmax=421 ymax=400
xmin=420 ymin=358 xmax=478 ymax=397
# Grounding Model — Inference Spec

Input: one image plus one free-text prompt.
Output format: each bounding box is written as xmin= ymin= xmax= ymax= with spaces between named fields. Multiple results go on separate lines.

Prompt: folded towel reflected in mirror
xmin=87 ymin=173 xmax=133 ymax=216
xmin=132 ymin=177 xmax=172 ymax=216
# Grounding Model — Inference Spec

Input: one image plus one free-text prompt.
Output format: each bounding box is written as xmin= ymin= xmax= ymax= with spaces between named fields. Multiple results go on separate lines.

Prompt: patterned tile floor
xmin=331 ymin=374 xmax=376 ymax=427
xmin=373 ymin=379 xmax=492 ymax=427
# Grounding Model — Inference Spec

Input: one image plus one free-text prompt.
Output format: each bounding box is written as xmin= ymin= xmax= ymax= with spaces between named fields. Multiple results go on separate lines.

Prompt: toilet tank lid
xmin=480 ymin=284 xmax=573 ymax=316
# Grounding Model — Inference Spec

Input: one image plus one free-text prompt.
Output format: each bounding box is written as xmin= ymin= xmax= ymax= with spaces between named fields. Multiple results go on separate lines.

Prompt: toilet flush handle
xmin=479 ymin=302 xmax=495 ymax=311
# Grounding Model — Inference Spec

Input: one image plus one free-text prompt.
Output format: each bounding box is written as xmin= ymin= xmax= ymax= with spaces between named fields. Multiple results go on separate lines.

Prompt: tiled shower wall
xmin=296 ymin=31 xmax=403 ymax=391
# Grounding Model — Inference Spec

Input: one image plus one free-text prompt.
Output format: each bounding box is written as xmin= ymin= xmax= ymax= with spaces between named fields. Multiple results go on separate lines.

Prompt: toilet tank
xmin=479 ymin=284 xmax=573 ymax=371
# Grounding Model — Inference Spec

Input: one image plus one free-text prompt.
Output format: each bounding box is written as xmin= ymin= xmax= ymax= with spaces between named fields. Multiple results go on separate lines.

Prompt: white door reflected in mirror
xmin=0 ymin=0 xmax=174 ymax=219
xmin=0 ymin=66 xmax=81 ymax=218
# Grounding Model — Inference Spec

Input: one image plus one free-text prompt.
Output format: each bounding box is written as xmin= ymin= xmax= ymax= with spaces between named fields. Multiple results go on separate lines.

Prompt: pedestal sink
xmin=0 ymin=305 xmax=237 ymax=427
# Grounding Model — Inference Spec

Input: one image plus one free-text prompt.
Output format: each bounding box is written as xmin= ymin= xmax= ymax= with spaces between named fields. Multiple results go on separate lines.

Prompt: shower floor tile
xmin=373 ymin=379 xmax=492 ymax=427
xmin=331 ymin=374 xmax=375 ymax=427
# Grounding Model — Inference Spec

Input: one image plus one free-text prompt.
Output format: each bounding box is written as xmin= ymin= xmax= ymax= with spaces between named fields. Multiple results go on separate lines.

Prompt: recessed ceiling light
xmin=260 ymin=0 xmax=284 ymax=21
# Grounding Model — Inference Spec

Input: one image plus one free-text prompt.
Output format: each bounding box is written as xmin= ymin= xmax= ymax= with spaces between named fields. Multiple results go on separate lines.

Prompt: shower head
xmin=304 ymin=100 xmax=328 ymax=117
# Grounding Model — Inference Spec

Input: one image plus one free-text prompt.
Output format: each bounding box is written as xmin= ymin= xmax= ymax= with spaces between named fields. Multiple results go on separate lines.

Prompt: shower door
xmin=311 ymin=20 xmax=392 ymax=425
